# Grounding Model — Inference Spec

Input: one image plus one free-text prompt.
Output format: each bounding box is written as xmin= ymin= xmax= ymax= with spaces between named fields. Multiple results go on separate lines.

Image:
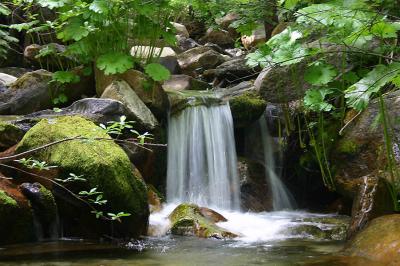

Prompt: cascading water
xmin=259 ymin=113 xmax=296 ymax=211
xmin=166 ymin=103 xmax=240 ymax=210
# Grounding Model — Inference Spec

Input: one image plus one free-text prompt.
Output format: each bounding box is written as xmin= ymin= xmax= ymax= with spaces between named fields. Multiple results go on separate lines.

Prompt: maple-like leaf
xmin=96 ymin=52 xmax=134 ymax=75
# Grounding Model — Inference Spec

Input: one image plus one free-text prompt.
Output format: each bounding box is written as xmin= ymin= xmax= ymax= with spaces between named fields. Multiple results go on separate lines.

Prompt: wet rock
xmin=16 ymin=116 xmax=149 ymax=239
xmin=214 ymin=58 xmax=260 ymax=86
xmin=0 ymin=179 xmax=35 ymax=245
xmin=95 ymin=69 xmax=169 ymax=119
xmin=332 ymin=91 xmax=400 ymax=200
xmin=171 ymin=22 xmax=189 ymax=38
xmin=347 ymin=175 xmax=394 ymax=239
xmin=169 ymin=203 xmax=236 ymax=239
xmin=162 ymin=74 xmax=210 ymax=91
xmin=229 ymin=92 xmax=266 ymax=128
xmin=0 ymin=121 xmax=24 ymax=151
xmin=20 ymin=182 xmax=58 ymax=239
xmin=199 ymin=28 xmax=234 ymax=48
xmin=101 ymin=80 xmax=159 ymax=131
xmin=345 ymin=214 xmax=400 ymax=265
xmin=0 ymin=73 xmax=17 ymax=86
xmin=241 ymin=25 xmax=266 ymax=50
xmin=177 ymin=46 xmax=227 ymax=75
xmin=199 ymin=207 xmax=227 ymax=223
xmin=147 ymin=185 xmax=163 ymax=213
xmin=238 ymin=158 xmax=272 ymax=212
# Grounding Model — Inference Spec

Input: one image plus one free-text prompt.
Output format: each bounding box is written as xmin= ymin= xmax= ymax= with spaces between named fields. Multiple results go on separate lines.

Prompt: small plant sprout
xmin=107 ymin=212 xmax=132 ymax=222
xmin=55 ymin=173 xmax=87 ymax=183
xmin=15 ymin=158 xmax=56 ymax=171
xmin=131 ymin=130 xmax=153 ymax=145
xmin=100 ymin=115 xmax=135 ymax=136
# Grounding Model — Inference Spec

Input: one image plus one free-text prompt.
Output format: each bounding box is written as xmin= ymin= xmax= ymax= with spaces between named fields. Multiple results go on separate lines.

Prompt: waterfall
xmin=259 ymin=114 xmax=296 ymax=210
xmin=166 ymin=103 xmax=240 ymax=210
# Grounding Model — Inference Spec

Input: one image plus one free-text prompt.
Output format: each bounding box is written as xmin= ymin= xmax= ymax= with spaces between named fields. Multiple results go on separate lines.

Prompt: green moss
xmin=16 ymin=116 xmax=149 ymax=237
xmin=169 ymin=203 xmax=236 ymax=239
xmin=0 ymin=121 xmax=24 ymax=149
xmin=0 ymin=190 xmax=17 ymax=207
xmin=337 ymin=139 xmax=359 ymax=154
xmin=229 ymin=92 xmax=267 ymax=127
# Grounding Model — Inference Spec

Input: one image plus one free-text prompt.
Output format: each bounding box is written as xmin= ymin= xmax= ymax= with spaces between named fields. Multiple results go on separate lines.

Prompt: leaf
xmin=89 ymin=0 xmax=108 ymax=14
xmin=304 ymin=61 xmax=337 ymax=85
xmin=0 ymin=3 xmax=11 ymax=16
xmin=144 ymin=63 xmax=170 ymax=81
xmin=52 ymin=71 xmax=80 ymax=84
xmin=9 ymin=20 xmax=40 ymax=32
xmin=304 ymin=88 xmax=335 ymax=112
xmin=52 ymin=93 xmax=68 ymax=105
xmin=345 ymin=63 xmax=400 ymax=111
xmin=96 ymin=52 xmax=134 ymax=75
xmin=36 ymin=0 xmax=69 ymax=9
xmin=371 ymin=22 xmax=398 ymax=39
xmin=56 ymin=18 xmax=90 ymax=41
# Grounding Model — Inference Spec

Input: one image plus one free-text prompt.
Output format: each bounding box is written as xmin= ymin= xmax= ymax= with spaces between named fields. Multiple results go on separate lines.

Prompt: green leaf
xmin=37 ymin=0 xmax=69 ymax=9
xmin=9 ymin=21 xmax=40 ymax=32
xmin=304 ymin=61 xmax=337 ymax=85
xmin=345 ymin=63 xmax=400 ymax=111
xmin=0 ymin=3 xmax=11 ymax=16
xmin=96 ymin=52 xmax=134 ymax=75
xmin=89 ymin=0 xmax=108 ymax=14
xmin=52 ymin=71 xmax=80 ymax=84
xmin=57 ymin=18 xmax=90 ymax=41
xmin=144 ymin=63 xmax=170 ymax=81
xmin=371 ymin=22 xmax=398 ymax=39
xmin=304 ymin=88 xmax=335 ymax=112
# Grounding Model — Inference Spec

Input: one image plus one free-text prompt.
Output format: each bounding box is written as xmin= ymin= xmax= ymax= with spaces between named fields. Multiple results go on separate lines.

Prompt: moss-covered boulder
xmin=229 ymin=92 xmax=267 ymax=128
xmin=0 ymin=179 xmax=35 ymax=245
xmin=169 ymin=203 xmax=236 ymax=239
xmin=345 ymin=214 xmax=400 ymax=265
xmin=16 ymin=116 xmax=149 ymax=239
xmin=0 ymin=121 xmax=24 ymax=151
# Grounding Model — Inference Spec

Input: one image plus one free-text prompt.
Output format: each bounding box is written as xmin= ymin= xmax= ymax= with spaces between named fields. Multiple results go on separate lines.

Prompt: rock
xmin=101 ymin=80 xmax=159 ymax=131
xmin=130 ymin=46 xmax=180 ymax=74
xmin=169 ymin=203 xmax=236 ymax=239
xmin=199 ymin=28 xmax=234 ymax=48
xmin=0 ymin=121 xmax=24 ymax=151
xmin=16 ymin=116 xmax=149 ymax=238
xmin=216 ymin=13 xmax=240 ymax=30
xmin=332 ymin=90 xmax=400 ymax=199
xmin=95 ymin=69 xmax=169 ymax=119
xmin=214 ymin=58 xmax=260 ymax=85
xmin=185 ymin=20 xmax=207 ymax=40
xmin=23 ymin=43 xmax=74 ymax=71
xmin=171 ymin=22 xmax=189 ymax=38
xmin=241 ymin=25 xmax=266 ymax=50
xmin=177 ymin=46 xmax=227 ymax=75
xmin=0 ymin=179 xmax=35 ymax=245
xmin=229 ymin=92 xmax=266 ymax=128
xmin=20 ymin=182 xmax=58 ymax=239
xmin=345 ymin=214 xmax=400 ymax=265
xmin=0 ymin=73 xmax=17 ymax=86
xmin=176 ymin=35 xmax=200 ymax=52
xmin=346 ymin=175 xmax=394 ymax=239
xmin=0 ymin=67 xmax=31 ymax=78
xmin=162 ymin=74 xmax=210 ymax=91
xmin=0 ymin=69 xmax=95 ymax=115
xmin=147 ymin=184 xmax=163 ymax=213
xmin=225 ymin=48 xmax=246 ymax=58
xmin=255 ymin=46 xmax=350 ymax=103
xmin=238 ymin=158 xmax=272 ymax=212
xmin=199 ymin=207 xmax=227 ymax=223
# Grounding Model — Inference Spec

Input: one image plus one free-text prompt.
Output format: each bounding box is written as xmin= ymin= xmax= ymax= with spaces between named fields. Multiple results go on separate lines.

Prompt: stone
xmin=147 ymin=184 xmax=163 ymax=213
xmin=241 ymin=25 xmax=266 ymax=50
xmin=95 ymin=69 xmax=169 ymax=119
xmin=345 ymin=214 xmax=400 ymax=265
xmin=0 ymin=121 xmax=24 ymax=151
xmin=176 ymin=35 xmax=200 ymax=52
xmin=16 ymin=116 xmax=149 ymax=238
xmin=346 ymin=175 xmax=394 ymax=239
xmin=23 ymin=43 xmax=75 ymax=71
xmin=162 ymin=74 xmax=210 ymax=91
xmin=101 ymin=80 xmax=159 ymax=131
xmin=238 ymin=158 xmax=272 ymax=212
xmin=177 ymin=46 xmax=227 ymax=74
xmin=0 ymin=67 xmax=31 ymax=78
xmin=20 ymin=182 xmax=58 ymax=239
xmin=130 ymin=46 xmax=180 ymax=74
xmin=214 ymin=58 xmax=260 ymax=85
xmin=199 ymin=28 xmax=234 ymax=48
xmin=169 ymin=203 xmax=236 ymax=239
xmin=216 ymin=12 xmax=240 ymax=30
xmin=0 ymin=179 xmax=35 ymax=245
xmin=171 ymin=22 xmax=189 ymax=38
xmin=0 ymin=73 xmax=17 ymax=86
xmin=229 ymin=92 xmax=267 ymax=128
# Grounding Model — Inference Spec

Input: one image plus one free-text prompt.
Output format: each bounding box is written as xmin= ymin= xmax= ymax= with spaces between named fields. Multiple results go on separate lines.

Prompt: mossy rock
xmin=0 ymin=121 xmax=24 ymax=150
xmin=0 ymin=180 xmax=35 ymax=245
xmin=169 ymin=203 xmax=236 ymax=239
xmin=229 ymin=92 xmax=267 ymax=127
xmin=16 ymin=116 xmax=149 ymax=238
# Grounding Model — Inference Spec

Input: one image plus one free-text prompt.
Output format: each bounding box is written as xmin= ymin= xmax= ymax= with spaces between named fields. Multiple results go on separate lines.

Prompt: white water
xmin=166 ymin=103 xmax=240 ymax=210
xmin=259 ymin=114 xmax=296 ymax=210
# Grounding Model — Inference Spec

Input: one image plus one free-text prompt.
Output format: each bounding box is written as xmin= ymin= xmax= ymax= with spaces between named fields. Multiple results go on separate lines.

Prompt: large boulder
xmin=0 ymin=179 xmax=35 ymax=245
xmin=16 ymin=116 xmax=149 ymax=238
xmin=101 ymin=80 xmax=159 ymax=131
xmin=95 ymin=69 xmax=169 ymax=119
xmin=169 ymin=203 xmax=236 ymax=239
xmin=213 ymin=58 xmax=260 ymax=85
xmin=177 ymin=46 xmax=227 ymax=75
xmin=345 ymin=215 xmax=400 ymax=265
xmin=199 ymin=28 xmax=234 ymax=48
xmin=229 ymin=91 xmax=266 ymax=128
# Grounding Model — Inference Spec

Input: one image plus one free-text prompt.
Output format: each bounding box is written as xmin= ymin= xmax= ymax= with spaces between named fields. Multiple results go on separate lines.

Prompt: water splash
xmin=259 ymin=114 xmax=296 ymax=210
xmin=166 ymin=103 xmax=240 ymax=210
